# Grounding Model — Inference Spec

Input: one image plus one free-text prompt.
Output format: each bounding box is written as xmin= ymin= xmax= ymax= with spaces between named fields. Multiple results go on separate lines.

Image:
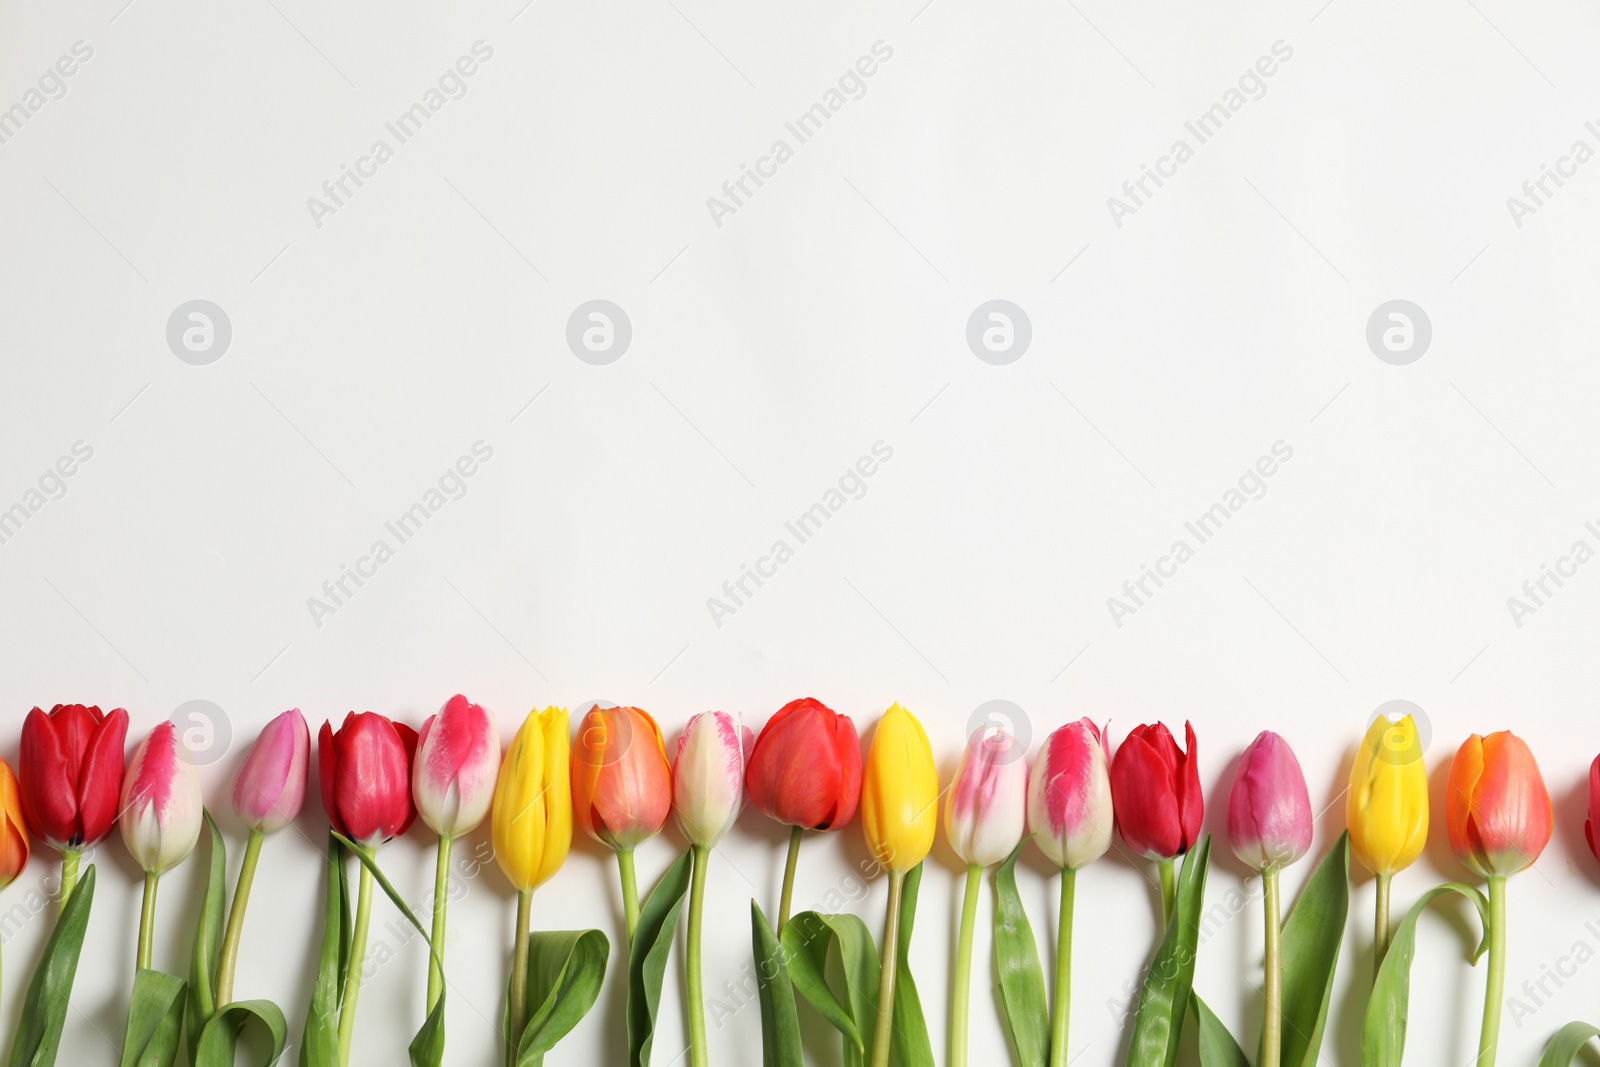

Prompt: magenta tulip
xmin=232 ymin=709 xmax=310 ymax=834
xmin=1226 ymin=731 xmax=1312 ymax=872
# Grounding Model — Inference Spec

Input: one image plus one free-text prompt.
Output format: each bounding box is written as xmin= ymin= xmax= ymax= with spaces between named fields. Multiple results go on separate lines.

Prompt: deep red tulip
xmin=1109 ymin=722 xmax=1203 ymax=860
xmin=745 ymin=698 xmax=862 ymax=831
xmin=318 ymin=712 xmax=418 ymax=848
xmin=18 ymin=703 xmax=129 ymax=851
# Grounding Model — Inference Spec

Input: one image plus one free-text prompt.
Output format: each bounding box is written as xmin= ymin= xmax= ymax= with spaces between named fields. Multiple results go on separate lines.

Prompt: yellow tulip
xmin=492 ymin=707 xmax=573 ymax=893
xmin=1346 ymin=714 xmax=1428 ymax=877
xmin=861 ymin=703 xmax=938 ymax=874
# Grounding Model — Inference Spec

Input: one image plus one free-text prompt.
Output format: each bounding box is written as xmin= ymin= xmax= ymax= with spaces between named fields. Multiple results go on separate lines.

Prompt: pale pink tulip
xmin=673 ymin=712 xmax=751 ymax=847
xmin=232 ymin=709 xmax=310 ymax=834
xmin=945 ymin=727 xmax=1027 ymax=867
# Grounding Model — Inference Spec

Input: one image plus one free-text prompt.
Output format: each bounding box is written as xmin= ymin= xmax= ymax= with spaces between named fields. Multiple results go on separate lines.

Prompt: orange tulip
xmin=572 ymin=705 xmax=673 ymax=852
xmin=1446 ymin=731 xmax=1551 ymax=878
xmin=0 ymin=759 xmax=28 ymax=888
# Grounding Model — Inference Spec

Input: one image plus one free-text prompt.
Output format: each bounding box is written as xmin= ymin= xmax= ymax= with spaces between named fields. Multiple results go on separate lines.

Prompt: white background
xmin=2 ymin=0 xmax=1600 ymax=1064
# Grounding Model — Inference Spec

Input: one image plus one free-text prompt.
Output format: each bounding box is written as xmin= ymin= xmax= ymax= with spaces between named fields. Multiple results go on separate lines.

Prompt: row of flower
xmin=0 ymin=699 xmax=1593 ymax=1067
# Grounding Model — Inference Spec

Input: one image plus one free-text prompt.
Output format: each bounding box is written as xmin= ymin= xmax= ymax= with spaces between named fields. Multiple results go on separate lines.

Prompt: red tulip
xmin=1586 ymin=754 xmax=1600 ymax=866
xmin=1110 ymin=722 xmax=1202 ymax=860
xmin=18 ymin=703 xmax=129 ymax=851
xmin=318 ymin=712 xmax=418 ymax=848
xmin=745 ymin=698 xmax=862 ymax=831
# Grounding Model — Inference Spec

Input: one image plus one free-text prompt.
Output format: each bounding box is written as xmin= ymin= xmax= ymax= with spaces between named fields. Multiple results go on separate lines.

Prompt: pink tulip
xmin=1026 ymin=719 xmax=1113 ymax=870
xmin=1226 ymin=731 xmax=1313 ymax=871
xmin=413 ymin=695 xmax=500 ymax=839
xmin=119 ymin=722 xmax=204 ymax=874
xmin=945 ymin=727 xmax=1027 ymax=867
xmin=232 ymin=710 xmax=310 ymax=834
xmin=673 ymin=712 xmax=751 ymax=847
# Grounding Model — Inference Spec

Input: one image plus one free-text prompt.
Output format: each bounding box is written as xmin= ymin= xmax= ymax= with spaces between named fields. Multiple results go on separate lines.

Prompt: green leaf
xmin=119 ymin=968 xmax=187 ymax=1067
xmin=1275 ymin=832 xmax=1350 ymax=1067
xmin=992 ymin=840 xmax=1048 ymax=1067
xmin=194 ymin=1000 xmax=289 ymax=1067
xmin=1361 ymin=882 xmax=1489 ymax=1067
xmin=187 ymin=812 xmax=227 ymax=1061
xmin=751 ymin=902 xmax=802 ymax=1067
xmin=513 ymin=929 xmax=609 ymax=1067
xmin=1537 ymin=1021 xmax=1600 ymax=1066
xmin=299 ymin=836 xmax=348 ymax=1067
xmin=890 ymin=864 xmax=935 ymax=1067
xmin=628 ymin=849 xmax=693 ymax=1067
xmin=334 ymin=837 xmax=446 ymax=1067
xmin=781 ymin=910 xmax=879 ymax=1067
xmin=6 ymin=863 xmax=95 ymax=1067
xmin=1193 ymin=994 xmax=1250 ymax=1067
xmin=1125 ymin=835 xmax=1212 ymax=1067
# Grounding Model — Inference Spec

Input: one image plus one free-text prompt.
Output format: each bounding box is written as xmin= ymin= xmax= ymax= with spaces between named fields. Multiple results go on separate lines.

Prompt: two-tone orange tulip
xmin=0 ymin=760 xmax=29 ymax=889
xmin=571 ymin=704 xmax=672 ymax=944
xmin=1446 ymin=730 xmax=1551 ymax=1067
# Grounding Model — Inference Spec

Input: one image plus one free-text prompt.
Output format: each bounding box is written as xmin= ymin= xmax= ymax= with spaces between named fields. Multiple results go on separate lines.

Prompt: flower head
xmin=745 ymin=698 xmax=862 ymax=831
xmin=571 ymin=704 xmax=672 ymax=852
xmin=1027 ymin=719 xmax=1113 ymax=870
xmin=414 ymin=695 xmax=500 ymax=839
xmin=1447 ymin=731 xmax=1550 ymax=878
xmin=861 ymin=704 xmax=938 ymax=873
xmin=673 ymin=712 xmax=751 ymax=848
xmin=492 ymin=707 xmax=572 ymax=892
xmin=1109 ymin=722 xmax=1202 ymax=861
xmin=1226 ymin=731 xmax=1313 ymax=872
xmin=319 ymin=712 xmax=418 ymax=849
xmin=944 ymin=726 xmax=1027 ymax=868
xmin=18 ymin=703 xmax=128 ymax=851
xmin=232 ymin=709 xmax=310 ymax=834
xmin=120 ymin=721 xmax=204 ymax=874
xmin=1347 ymin=714 xmax=1428 ymax=876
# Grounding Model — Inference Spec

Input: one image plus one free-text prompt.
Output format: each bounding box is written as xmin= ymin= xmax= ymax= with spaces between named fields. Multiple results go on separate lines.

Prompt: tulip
xmin=673 ymin=711 xmax=752 ymax=1067
xmin=318 ymin=711 xmax=417 ymax=1067
xmin=0 ymin=761 xmax=29 ymax=890
xmin=860 ymin=703 xmax=937 ymax=1067
xmin=1026 ymin=719 xmax=1113 ymax=1067
xmin=18 ymin=703 xmax=128 ymax=911
xmin=1346 ymin=714 xmax=1427 ymax=969
xmin=746 ymin=697 xmax=862 ymax=930
xmin=412 ymin=694 xmax=499 ymax=1014
xmin=119 ymin=722 xmax=203 ymax=971
xmin=1225 ymin=731 xmax=1312 ymax=1067
xmin=217 ymin=709 xmax=310 ymax=1007
xmin=1110 ymin=722 xmax=1201 ymax=923
xmin=571 ymin=704 xmax=672 ymax=944
xmin=943 ymin=726 xmax=1026 ymax=1067
xmin=1585 ymin=754 xmax=1600 ymax=867
xmin=1447 ymin=731 xmax=1551 ymax=1067
xmin=493 ymin=707 xmax=572 ymax=1066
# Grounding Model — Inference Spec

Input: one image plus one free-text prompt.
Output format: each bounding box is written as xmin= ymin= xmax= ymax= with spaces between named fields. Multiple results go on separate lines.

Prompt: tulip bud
xmin=319 ymin=712 xmax=418 ymax=848
xmin=572 ymin=704 xmax=673 ymax=852
xmin=745 ymin=698 xmax=862 ymax=832
xmin=673 ymin=712 xmax=751 ymax=848
xmin=1346 ymin=714 xmax=1428 ymax=876
xmin=119 ymin=722 xmax=204 ymax=874
xmin=1447 ymin=731 xmax=1551 ymax=878
xmin=1109 ymin=722 xmax=1202 ymax=860
xmin=1226 ymin=731 xmax=1312 ymax=872
xmin=1027 ymin=719 xmax=1113 ymax=870
xmin=861 ymin=703 xmax=938 ymax=873
xmin=0 ymin=761 xmax=30 ymax=889
xmin=413 ymin=695 xmax=500 ymax=839
xmin=944 ymin=726 xmax=1026 ymax=867
xmin=232 ymin=709 xmax=310 ymax=834
xmin=19 ymin=703 xmax=128 ymax=851
xmin=492 ymin=707 xmax=572 ymax=892
xmin=1586 ymin=755 xmax=1600 ymax=867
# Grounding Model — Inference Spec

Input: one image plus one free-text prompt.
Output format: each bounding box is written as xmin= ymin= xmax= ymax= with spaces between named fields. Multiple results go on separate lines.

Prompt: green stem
xmin=617 ymin=849 xmax=640 ymax=946
xmin=778 ymin=827 xmax=804 ymax=933
xmin=1048 ymin=867 xmax=1076 ymax=1067
xmin=1261 ymin=868 xmax=1282 ymax=1067
xmin=869 ymin=869 xmax=906 ymax=1067
xmin=336 ymin=855 xmax=375 ymax=1067
xmin=948 ymin=864 xmax=981 ymax=1067
xmin=1158 ymin=857 xmax=1177 ymax=931
xmin=1373 ymin=871 xmax=1393 ymax=977
xmin=507 ymin=888 xmax=533 ymax=1067
xmin=214 ymin=829 xmax=264 ymax=1006
xmin=687 ymin=845 xmax=711 ymax=1067
xmin=427 ymin=835 xmax=452 ymax=1015
xmin=58 ymin=849 xmax=81 ymax=916
xmin=1476 ymin=875 xmax=1507 ymax=1067
xmin=136 ymin=871 xmax=159 ymax=972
